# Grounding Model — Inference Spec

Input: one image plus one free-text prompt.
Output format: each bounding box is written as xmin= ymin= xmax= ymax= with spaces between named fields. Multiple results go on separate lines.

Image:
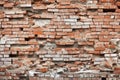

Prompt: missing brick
xmin=25 ymin=38 xmax=31 ymax=41
xmin=36 ymin=38 xmax=46 ymax=40
xmin=100 ymin=53 xmax=104 ymax=57
xmin=0 ymin=27 xmax=4 ymax=31
xmin=75 ymin=12 xmax=79 ymax=15
xmin=9 ymin=54 xmax=18 ymax=57
xmin=118 ymin=6 xmax=120 ymax=9
xmin=101 ymin=77 xmax=106 ymax=80
xmin=113 ymin=63 xmax=117 ymax=66
xmin=71 ymin=0 xmax=86 ymax=3
xmin=87 ymin=9 xmax=98 ymax=12
xmin=20 ymin=28 xmax=23 ymax=31
xmin=0 ymin=6 xmax=3 ymax=10
xmin=28 ymin=54 xmax=37 ymax=58
xmin=19 ymin=75 xmax=29 ymax=80
xmin=35 ymin=34 xmax=38 ymax=38
xmin=77 ymin=18 xmax=81 ymax=21
xmin=103 ymin=9 xmax=116 ymax=12
xmin=57 ymin=45 xmax=73 ymax=48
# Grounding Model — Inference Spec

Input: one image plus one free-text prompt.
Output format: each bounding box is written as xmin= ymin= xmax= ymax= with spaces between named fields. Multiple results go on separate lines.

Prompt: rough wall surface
xmin=0 ymin=0 xmax=120 ymax=80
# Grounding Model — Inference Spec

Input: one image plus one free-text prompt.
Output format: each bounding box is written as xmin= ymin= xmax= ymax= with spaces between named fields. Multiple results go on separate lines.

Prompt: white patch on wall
xmin=0 ymin=36 xmax=8 ymax=44
xmin=34 ymin=19 xmax=50 ymax=27
xmin=43 ymin=42 xmax=56 ymax=50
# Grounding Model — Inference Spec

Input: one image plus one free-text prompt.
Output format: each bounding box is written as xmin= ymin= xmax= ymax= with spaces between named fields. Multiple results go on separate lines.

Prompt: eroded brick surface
xmin=0 ymin=0 xmax=120 ymax=80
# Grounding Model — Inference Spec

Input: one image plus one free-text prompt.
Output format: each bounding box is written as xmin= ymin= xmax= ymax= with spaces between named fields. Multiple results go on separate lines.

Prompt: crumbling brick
xmin=0 ymin=0 xmax=120 ymax=80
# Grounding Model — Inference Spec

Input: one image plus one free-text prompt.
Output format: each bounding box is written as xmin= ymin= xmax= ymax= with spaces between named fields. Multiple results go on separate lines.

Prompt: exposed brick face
xmin=0 ymin=0 xmax=120 ymax=80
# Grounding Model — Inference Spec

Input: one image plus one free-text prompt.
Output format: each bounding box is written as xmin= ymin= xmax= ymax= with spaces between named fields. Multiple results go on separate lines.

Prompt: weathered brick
xmin=114 ymin=67 xmax=120 ymax=74
xmin=0 ymin=0 xmax=119 ymax=79
xmin=4 ymin=2 xmax=14 ymax=8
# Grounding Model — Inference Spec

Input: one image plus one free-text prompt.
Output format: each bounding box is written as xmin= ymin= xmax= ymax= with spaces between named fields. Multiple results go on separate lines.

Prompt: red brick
xmin=99 ymin=36 xmax=110 ymax=42
xmin=29 ymin=77 xmax=38 ymax=80
xmin=0 ymin=67 xmax=6 ymax=72
xmin=100 ymin=0 xmax=114 ymax=3
xmin=0 ymin=1 xmax=4 ymax=5
xmin=42 ymin=0 xmax=55 ymax=3
xmin=39 ymin=67 xmax=48 ymax=73
xmin=88 ymin=51 xmax=100 ymax=54
xmin=95 ymin=46 xmax=105 ymax=51
xmin=4 ymin=2 xmax=14 ymax=8
xmin=33 ymin=28 xmax=43 ymax=35
xmin=0 ymin=11 xmax=4 ymax=18
xmin=70 ymin=67 xmax=78 ymax=72
xmin=116 ymin=1 xmax=120 ymax=6
xmin=114 ymin=67 xmax=120 ymax=74
xmin=33 ymin=4 xmax=47 ymax=10
xmin=78 ymin=41 xmax=94 ymax=46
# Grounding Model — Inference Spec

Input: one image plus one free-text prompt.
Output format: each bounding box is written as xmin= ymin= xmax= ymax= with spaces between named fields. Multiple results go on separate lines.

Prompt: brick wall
xmin=0 ymin=0 xmax=120 ymax=80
